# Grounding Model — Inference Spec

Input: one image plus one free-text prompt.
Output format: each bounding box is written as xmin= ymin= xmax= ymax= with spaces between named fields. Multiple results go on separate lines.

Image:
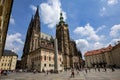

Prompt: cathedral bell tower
xmin=56 ymin=12 xmax=70 ymax=69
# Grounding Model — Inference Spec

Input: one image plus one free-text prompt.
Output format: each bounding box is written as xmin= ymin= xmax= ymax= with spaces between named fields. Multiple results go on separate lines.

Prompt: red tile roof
xmin=84 ymin=45 xmax=113 ymax=56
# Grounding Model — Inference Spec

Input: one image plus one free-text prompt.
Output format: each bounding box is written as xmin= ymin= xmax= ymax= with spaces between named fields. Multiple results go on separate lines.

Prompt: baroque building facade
xmin=0 ymin=0 xmax=13 ymax=58
xmin=22 ymin=7 xmax=82 ymax=72
xmin=84 ymin=42 xmax=120 ymax=68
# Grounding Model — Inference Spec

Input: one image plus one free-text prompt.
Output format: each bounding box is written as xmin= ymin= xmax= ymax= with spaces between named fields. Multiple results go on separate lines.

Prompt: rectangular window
xmin=0 ymin=35 xmax=1 ymax=42
xmin=44 ymin=64 xmax=46 ymax=67
xmin=39 ymin=56 xmax=40 ymax=60
xmin=60 ymin=58 xmax=61 ymax=62
xmin=0 ymin=18 xmax=2 ymax=28
xmin=44 ymin=56 xmax=46 ymax=61
xmin=49 ymin=57 xmax=51 ymax=61
xmin=0 ymin=5 xmax=3 ymax=16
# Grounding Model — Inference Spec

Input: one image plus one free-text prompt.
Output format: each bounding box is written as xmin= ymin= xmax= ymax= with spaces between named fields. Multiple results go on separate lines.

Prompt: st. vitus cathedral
xmin=21 ymin=7 xmax=82 ymax=72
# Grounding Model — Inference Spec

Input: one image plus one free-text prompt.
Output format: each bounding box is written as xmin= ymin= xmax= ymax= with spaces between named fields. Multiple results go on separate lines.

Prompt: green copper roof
xmin=59 ymin=12 xmax=64 ymax=23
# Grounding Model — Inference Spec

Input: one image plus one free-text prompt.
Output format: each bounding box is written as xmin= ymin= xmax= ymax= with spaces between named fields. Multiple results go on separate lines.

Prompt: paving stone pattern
xmin=0 ymin=69 xmax=120 ymax=80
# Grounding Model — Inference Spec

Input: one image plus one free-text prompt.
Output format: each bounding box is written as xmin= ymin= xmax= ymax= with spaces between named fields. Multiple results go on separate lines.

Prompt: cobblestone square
xmin=0 ymin=69 xmax=120 ymax=80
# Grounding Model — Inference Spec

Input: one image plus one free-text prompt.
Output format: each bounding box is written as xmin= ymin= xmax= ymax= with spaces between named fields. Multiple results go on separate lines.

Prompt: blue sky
xmin=5 ymin=0 xmax=120 ymax=59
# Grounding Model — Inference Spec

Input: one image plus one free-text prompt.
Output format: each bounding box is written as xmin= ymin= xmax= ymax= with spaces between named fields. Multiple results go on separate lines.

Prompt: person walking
xmin=77 ymin=70 xmax=79 ymax=75
xmin=111 ymin=66 xmax=115 ymax=72
xmin=88 ymin=67 xmax=90 ymax=72
xmin=0 ymin=69 xmax=1 ymax=76
xmin=85 ymin=68 xmax=87 ymax=74
xmin=95 ymin=67 xmax=96 ymax=71
xmin=33 ymin=69 xmax=36 ymax=74
xmin=104 ymin=67 xmax=107 ymax=72
xmin=98 ymin=67 xmax=100 ymax=72
xmin=46 ymin=70 xmax=48 ymax=75
xmin=71 ymin=69 xmax=75 ymax=78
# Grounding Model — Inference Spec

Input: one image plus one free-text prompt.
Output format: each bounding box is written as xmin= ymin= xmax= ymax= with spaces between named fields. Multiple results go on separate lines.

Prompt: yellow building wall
xmin=112 ymin=46 xmax=120 ymax=67
xmin=104 ymin=52 xmax=112 ymax=66
xmin=85 ymin=53 xmax=106 ymax=67
xmin=0 ymin=56 xmax=17 ymax=70
xmin=41 ymin=49 xmax=54 ymax=71
xmin=85 ymin=44 xmax=120 ymax=68
xmin=11 ymin=56 xmax=17 ymax=70
xmin=28 ymin=49 xmax=41 ymax=71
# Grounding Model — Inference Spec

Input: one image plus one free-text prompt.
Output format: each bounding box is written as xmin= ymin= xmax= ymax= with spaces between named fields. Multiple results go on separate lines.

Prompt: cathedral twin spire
xmin=28 ymin=6 xmax=40 ymax=33
xmin=35 ymin=6 xmax=39 ymax=18
xmin=23 ymin=6 xmax=40 ymax=54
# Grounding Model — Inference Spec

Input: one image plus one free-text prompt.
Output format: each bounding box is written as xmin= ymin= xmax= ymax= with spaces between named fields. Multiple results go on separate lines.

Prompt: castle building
xmin=84 ymin=42 xmax=120 ymax=68
xmin=0 ymin=0 xmax=13 ymax=58
xmin=0 ymin=50 xmax=18 ymax=71
xmin=22 ymin=7 xmax=82 ymax=72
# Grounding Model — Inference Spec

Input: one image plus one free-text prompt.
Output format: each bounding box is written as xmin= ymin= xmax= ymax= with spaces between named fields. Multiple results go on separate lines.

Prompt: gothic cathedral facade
xmin=22 ymin=7 xmax=83 ymax=71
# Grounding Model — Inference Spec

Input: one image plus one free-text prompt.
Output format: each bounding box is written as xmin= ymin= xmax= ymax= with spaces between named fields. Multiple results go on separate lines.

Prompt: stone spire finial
xmin=35 ymin=5 xmax=39 ymax=17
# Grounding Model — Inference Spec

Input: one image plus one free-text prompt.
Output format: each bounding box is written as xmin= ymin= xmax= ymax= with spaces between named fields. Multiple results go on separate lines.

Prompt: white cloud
xmin=76 ymin=39 xmax=89 ymax=49
xmin=10 ymin=15 xmax=15 ymax=25
xmin=75 ymin=39 xmax=105 ymax=58
xmin=110 ymin=24 xmax=120 ymax=38
xmin=73 ymin=23 xmax=94 ymax=36
xmin=93 ymin=42 xmax=104 ymax=49
xmin=40 ymin=0 xmax=67 ymax=28
xmin=107 ymin=0 xmax=118 ymax=5
xmin=75 ymin=39 xmax=89 ymax=57
xmin=73 ymin=23 xmax=103 ymax=41
xmin=96 ymin=25 xmax=106 ymax=33
xmin=30 ymin=5 xmax=37 ymax=12
xmin=5 ymin=33 xmax=24 ymax=54
xmin=74 ymin=23 xmax=106 ymax=57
